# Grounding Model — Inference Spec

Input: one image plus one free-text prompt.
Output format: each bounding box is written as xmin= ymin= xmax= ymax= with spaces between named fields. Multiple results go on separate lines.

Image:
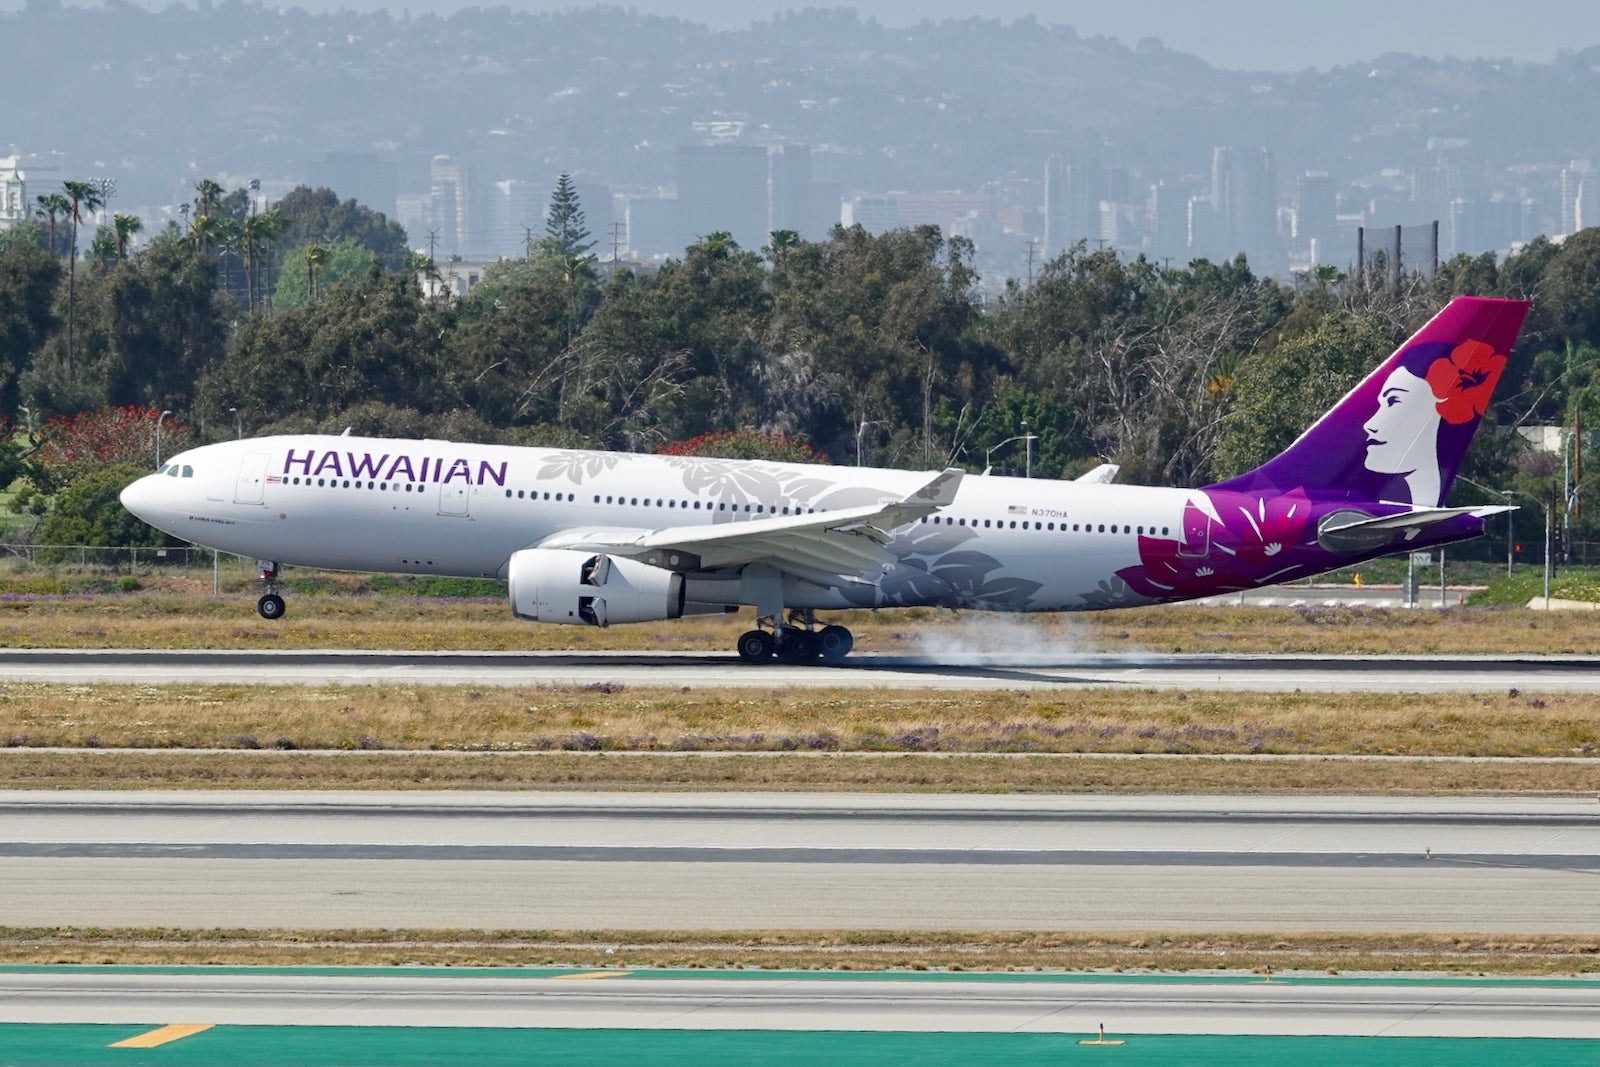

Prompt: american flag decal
xmin=266 ymin=475 xmax=283 ymax=483
xmin=1007 ymin=505 xmax=1027 ymax=515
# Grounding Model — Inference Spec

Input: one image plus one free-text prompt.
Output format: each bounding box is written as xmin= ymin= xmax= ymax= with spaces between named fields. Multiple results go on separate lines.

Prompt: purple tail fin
xmin=1210 ymin=297 xmax=1530 ymax=507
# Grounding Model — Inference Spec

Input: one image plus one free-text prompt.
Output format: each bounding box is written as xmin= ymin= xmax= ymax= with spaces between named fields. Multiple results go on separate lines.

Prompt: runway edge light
xmin=1077 ymin=1022 xmax=1125 ymax=1046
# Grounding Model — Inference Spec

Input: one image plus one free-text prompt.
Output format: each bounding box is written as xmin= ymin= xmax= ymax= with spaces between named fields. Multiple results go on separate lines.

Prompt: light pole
xmin=230 ymin=407 xmax=241 ymax=439
xmin=856 ymin=418 xmax=885 ymax=467
xmin=155 ymin=409 xmax=172 ymax=467
xmin=986 ymin=426 xmax=1040 ymax=477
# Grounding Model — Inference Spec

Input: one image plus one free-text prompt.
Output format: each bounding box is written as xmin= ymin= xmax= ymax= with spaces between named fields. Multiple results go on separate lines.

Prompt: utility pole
xmin=523 ymin=225 xmax=537 ymax=260
xmin=609 ymin=221 xmax=625 ymax=270
xmin=426 ymin=228 xmax=440 ymax=264
xmin=1025 ymin=239 xmax=1036 ymax=286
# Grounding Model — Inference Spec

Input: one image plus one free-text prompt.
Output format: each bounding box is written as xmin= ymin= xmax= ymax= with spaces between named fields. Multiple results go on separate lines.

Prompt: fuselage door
xmin=1176 ymin=498 xmax=1211 ymax=559
xmin=234 ymin=451 xmax=271 ymax=505
xmin=440 ymin=481 xmax=470 ymax=517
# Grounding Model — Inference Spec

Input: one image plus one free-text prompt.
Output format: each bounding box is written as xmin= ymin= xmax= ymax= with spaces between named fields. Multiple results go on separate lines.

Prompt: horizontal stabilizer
xmin=1317 ymin=504 xmax=1513 ymax=553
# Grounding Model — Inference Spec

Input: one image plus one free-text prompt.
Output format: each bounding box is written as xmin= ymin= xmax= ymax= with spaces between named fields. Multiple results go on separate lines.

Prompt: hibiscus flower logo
xmin=1425 ymin=339 xmax=1506 ymax=426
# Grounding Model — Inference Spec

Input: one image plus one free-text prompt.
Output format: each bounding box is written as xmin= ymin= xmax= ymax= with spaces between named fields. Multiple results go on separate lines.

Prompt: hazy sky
xmin=7 ymin=0 xmax=1594 ymax=69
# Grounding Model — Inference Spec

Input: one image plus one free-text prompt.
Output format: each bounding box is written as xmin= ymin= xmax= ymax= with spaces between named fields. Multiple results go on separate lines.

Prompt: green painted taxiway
xmin=2 ymin=1025 xmax=1597 ymax=1067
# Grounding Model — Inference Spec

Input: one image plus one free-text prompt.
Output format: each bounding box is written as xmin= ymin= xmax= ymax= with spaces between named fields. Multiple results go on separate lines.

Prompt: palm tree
xmin=61 ymin=179 xmax=106 ymax=370
xmin=185 ymin=212 xmax=231 ymax=255
xmin=112 ymin=214 xmax=143 ymax=260
xmin=89 ymin=227 xmax=118 ymax=274
xmin=33 ymin=193 xmax=69 ymax=255
xmin=193 ymin=178 xmax=224 ymax=220
xmin=238 ymin=209 xmax=285 ymax=311
xmin=406 ymin=252 xmax=442 ymax=300
xmin=304 ymin=244 xmax=330 ymax=303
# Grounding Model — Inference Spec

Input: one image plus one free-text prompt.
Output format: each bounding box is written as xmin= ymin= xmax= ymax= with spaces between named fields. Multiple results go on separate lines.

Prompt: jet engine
xmin=507 ymin=548 xmax=684 ymax=627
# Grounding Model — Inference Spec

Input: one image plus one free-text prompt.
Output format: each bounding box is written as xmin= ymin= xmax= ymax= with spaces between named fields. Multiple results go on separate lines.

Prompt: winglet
xmin=906 ymin=467 xmax=963 ymax=507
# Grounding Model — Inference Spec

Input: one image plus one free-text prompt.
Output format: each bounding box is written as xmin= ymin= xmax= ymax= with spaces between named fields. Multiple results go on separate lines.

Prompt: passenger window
xmin=1098 ymin=524 xmax=1105 ymax=533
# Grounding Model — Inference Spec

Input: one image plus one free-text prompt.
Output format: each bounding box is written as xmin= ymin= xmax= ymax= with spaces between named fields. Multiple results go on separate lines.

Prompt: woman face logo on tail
xmin=1362 ymin=340 xmax=1506 ymax=507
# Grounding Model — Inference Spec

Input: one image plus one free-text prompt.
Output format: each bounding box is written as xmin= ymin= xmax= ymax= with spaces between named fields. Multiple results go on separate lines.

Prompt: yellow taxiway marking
xmin=552 ymin=970 xmax=634 ymax=980
xmin=109 ymin=1023 xmax=214 ymax=1048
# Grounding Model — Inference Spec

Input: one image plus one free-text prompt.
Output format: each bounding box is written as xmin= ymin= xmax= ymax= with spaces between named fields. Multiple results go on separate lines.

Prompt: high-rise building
xmin=769 ymin=144 xmax=811 ymax=238
xmin=1294 ymin=172 xmax=1337 ymax=260
xmin=1043 ymin=154 xmax=1094 ymax=254
xmin=430 ymin=155 xmax=470 ymax=258
xmin=1145 ymin=181 xmax=1187 ymax=261
xmin=309 ymin=152 xmax=398 ymax=219
xmin=1559 ymin=161 xmax=1591 ymax=235
xmin=677 ymin=144 xmax=769 ymax=252
xmin=0 ymin=156 xmax=24 ymax=230
xmin=841 ymin=196 xmax=899 ymax=234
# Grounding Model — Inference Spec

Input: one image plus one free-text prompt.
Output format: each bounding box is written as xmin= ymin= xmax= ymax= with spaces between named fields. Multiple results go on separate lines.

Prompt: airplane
xmin=121 ymin=295 xmax=1529 ymax=664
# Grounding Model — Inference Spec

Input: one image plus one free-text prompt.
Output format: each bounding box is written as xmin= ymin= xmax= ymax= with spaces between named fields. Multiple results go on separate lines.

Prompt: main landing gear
xmin=736 ymin=611 xmax=853 ymax=665
xmin=256 ymin=560 xmax=286 ymax=620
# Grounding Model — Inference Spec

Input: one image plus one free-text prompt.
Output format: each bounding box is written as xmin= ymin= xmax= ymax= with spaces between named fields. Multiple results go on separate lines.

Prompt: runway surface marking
xmin=6 ymin=791 xmax=1596 ymax=934
xmin=3 ymin=841 xmax=1596 ymax=869
xmin=106 ymin=1022 xmax=213 ymax=1047
xmin=8 ymin=648 xmax=1600 ymax=692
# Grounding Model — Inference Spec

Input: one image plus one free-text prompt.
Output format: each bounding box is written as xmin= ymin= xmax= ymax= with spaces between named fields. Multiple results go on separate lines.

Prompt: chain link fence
xmin=0 ymin=543 xmax=239 ymax=571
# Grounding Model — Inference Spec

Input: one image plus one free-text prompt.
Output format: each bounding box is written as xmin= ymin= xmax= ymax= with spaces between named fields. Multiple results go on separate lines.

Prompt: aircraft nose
xmin=119 ymin=473 xmax=161 ymax=522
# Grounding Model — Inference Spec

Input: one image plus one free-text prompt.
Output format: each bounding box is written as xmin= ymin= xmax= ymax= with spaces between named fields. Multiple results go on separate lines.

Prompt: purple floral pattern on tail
xmin=1119 ymin=489 xmax=1313 ymax=600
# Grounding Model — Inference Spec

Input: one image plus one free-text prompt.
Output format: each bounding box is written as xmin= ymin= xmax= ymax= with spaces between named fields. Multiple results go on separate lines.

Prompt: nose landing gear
xmin=256 ymin=560 xmax=286 ymax=620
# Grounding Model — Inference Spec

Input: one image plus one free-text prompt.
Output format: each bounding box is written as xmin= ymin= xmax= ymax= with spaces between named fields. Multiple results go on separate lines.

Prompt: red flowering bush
xmin=656 ymin=430 xmax=825 ymax=464
xmin=35 ymin=406 xmax=193 ymax=488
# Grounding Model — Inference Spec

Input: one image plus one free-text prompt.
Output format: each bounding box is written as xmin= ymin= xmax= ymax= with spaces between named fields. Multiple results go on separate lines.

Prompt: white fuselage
xmin=123 ymin=434 xmax=1202 ymax=613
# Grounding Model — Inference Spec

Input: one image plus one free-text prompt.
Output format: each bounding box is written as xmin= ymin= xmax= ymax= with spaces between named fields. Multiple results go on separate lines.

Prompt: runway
xmin=2 ymin=968 xmax=1598 ymax=1039
xmin=3 ymin=648 xmax=1600 ymax=691
xmin=3 ymin=791 xmax=1597 ymax=933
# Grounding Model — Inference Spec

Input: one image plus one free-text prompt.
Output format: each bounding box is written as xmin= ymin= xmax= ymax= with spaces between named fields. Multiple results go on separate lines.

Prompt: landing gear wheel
xmin=257 ymin=593 xmax=286 ymax=620
xmin=778 ymin=630 xmax=820 ymax=663
xmin=817 ymin=625 xmax=854 ymax=662
xmin=736 ymin=629 xmax=775 ymax=663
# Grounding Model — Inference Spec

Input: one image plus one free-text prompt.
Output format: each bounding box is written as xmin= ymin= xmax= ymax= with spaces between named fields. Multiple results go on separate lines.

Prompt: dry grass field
xmin=2 ymin=926 xmax=1593 ymax=975
xmin=1 ymin=573 xmax=1599 ymax=654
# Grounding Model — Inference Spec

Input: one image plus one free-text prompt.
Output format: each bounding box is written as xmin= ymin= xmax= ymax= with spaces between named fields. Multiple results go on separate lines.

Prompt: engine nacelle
xmin=507 ymin=548 xmax=684 ymax=627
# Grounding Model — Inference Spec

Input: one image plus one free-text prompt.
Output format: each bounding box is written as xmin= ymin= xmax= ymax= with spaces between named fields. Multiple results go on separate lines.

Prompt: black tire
xmin=817 ymin=625 xmax=854 ymax=662
xmin=778 ymin=630 xmax=820 ymax=663
xmin=736 ymin=629 xmax=775 ymax=663
xmin=257 ymin=593 xmax=286 ymax=620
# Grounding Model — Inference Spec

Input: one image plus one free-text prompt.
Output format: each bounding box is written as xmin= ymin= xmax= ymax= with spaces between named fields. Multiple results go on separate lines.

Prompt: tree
xmin=236 ymin=208 xmax=286 ymax=311
xmin=34 ymin=406 xmax=193 ymax=489
xmin=541 ymin=173 xmax=595 ymax=262
xmin=38 ymin=462 xmax=171 ymax=551
xmin=33 ymin=193 xmax=70 ymax=257
xmin=192 ymin=178 xmax=225 ymax=220
xmin=273 ymin=239 xmax=375 ymax=308
xmin=273 ymin=186 xmax=410 ymax=270
xmin=112 ymin=213 xmax=143 ymax=259
xmin=0 ymin=224 xmax=62 ymax=413
xmin=1211 ymin=311 xmax=1396 ymax=478
xmin=61 ymin=179 xmax=106 ymax=370
xmin=656 ymin=430 xmax=824 ymax=463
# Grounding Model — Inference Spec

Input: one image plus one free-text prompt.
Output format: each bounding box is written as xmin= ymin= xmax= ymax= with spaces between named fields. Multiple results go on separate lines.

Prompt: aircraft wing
xmin=536 ymin=467 xmax=964 ymax=588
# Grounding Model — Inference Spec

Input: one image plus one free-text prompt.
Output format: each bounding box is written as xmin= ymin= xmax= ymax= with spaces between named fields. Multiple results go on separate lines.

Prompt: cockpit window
xmin=182 ymin=465 xmax=194 ymax=478
xmin=156 ymin=463 xmax=170 ymax=475
xmin=166 ymin=466 xmax=179 ymax=477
